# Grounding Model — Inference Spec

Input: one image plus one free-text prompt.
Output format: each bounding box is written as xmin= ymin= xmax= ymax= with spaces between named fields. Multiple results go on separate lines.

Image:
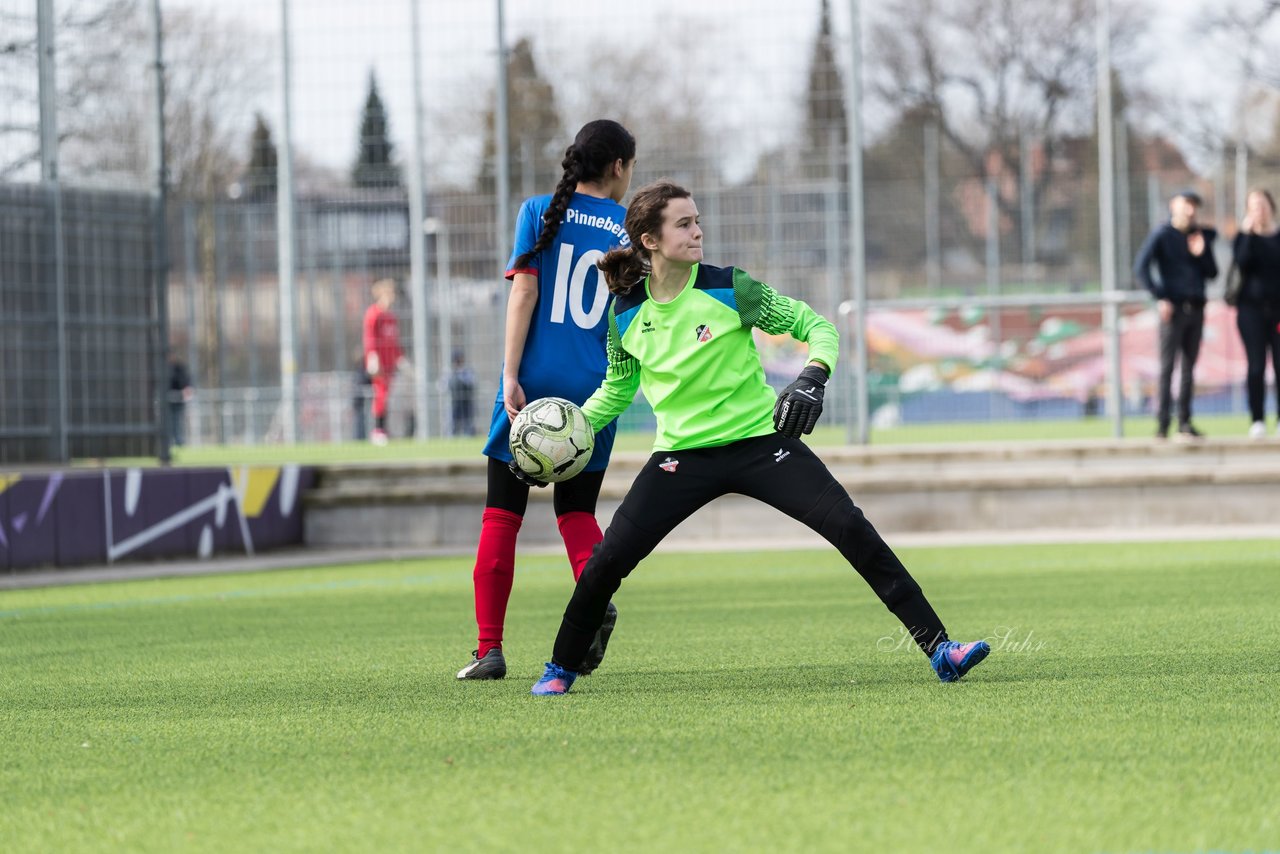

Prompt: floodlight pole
xmin=277 ymin=0 xmax=299 ymax=443
xmin=1096 ymin=0 xmax=1124 ymax=437
xmin=845 ymin=0 xmax=869 ymax=444
xmin=924 ymin=120 xmax=942 ymax=293
xmin=407 ymin=0 xmax=432 ymax=439
xmin=150 ymin=0 xmax=172 ymax=463
xmin=37 ymin=0 xmax=69 ymax=462
xmin=495 ymin=0 xmax=512 ymax=274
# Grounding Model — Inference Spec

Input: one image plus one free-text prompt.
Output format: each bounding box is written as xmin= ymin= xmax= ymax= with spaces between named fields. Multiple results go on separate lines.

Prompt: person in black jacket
xmin=168 ymin=355 xmax=194 ymax=447
xmin=1133 ymin=189 xmax=1218 ymax=440
xmin=1232 ymin=188 xmax=1280 ymax=439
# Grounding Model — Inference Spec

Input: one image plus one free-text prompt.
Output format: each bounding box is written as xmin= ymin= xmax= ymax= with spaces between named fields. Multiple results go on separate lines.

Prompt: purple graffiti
xmin=36 ymin=473 xmax=62 ymax=525
xmin=0 ymin=467 xmax=312 ymax=571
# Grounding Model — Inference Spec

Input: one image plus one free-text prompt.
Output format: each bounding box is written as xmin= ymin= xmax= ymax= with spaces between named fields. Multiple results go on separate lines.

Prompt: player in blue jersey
xmin=457 ymin=120 xmax=636 ymax=681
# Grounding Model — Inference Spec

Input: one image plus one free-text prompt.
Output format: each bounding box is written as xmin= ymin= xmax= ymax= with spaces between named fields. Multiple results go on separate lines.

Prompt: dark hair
xmin=512 ymin=119 xmax=636 ymax=270
xmin=597 ymin=180 xmax=692 ymax=295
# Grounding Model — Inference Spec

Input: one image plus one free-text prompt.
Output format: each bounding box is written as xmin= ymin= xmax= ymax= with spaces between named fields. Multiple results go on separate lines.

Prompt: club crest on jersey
xmin=659 ymin=456 xmax=679 ymax=473
xmin=695 ymin=324 xmax=713 ymax=344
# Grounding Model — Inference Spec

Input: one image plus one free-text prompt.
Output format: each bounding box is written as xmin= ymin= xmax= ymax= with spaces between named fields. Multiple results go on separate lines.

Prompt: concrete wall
xmin=304 ymin=439 xmax=1280 ymax=551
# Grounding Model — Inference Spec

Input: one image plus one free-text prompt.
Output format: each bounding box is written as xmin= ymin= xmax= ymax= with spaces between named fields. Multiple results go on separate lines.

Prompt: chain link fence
xmin=3 ymin=0 xmax=1275 ymax=462
xmin=1 ymin=0 xmax=166 ymax=464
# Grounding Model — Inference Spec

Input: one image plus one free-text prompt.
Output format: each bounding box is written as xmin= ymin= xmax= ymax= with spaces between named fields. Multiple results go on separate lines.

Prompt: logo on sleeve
xmin=659 ymin=456 xmax=679 ymax=473
xmin=695 ymin=324 xmax=713 ymax=344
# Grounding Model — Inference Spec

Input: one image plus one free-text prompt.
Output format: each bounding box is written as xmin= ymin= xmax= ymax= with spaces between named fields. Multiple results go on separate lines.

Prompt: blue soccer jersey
xmin=482 ymin=192 xmax=628 ymax=470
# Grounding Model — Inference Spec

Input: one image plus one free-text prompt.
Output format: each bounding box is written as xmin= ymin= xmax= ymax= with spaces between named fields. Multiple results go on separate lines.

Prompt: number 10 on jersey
xmin=550 ymin=243 xmax=608 ymax=329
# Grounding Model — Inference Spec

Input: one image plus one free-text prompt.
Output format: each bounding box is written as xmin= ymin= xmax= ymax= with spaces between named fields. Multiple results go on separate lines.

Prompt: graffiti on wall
xmin=0 ymin=466 xmax=314 ymax=572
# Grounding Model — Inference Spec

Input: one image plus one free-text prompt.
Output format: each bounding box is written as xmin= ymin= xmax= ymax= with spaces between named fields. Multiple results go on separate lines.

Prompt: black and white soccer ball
xmin=508 ymin=397 xmax=595 ymax=483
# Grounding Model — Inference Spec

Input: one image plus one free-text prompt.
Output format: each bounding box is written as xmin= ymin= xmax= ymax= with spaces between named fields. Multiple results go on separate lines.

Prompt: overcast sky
xmin=5 ymin=0 xmax=1273 ymax=185
xmin=224 ymin=0 xmax=1256 ymax=181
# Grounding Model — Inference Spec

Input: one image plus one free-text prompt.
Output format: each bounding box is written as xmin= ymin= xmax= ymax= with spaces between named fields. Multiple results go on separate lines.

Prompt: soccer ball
xmin=508 ymin=397 xmax=595 ymax=483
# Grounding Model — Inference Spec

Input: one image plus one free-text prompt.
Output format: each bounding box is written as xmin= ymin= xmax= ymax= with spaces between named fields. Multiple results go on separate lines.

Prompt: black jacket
xmin=1232 ymin=231 xmax=1280 ymax=305
xmin=1133 ymin=223 xmax=1218 ymax=304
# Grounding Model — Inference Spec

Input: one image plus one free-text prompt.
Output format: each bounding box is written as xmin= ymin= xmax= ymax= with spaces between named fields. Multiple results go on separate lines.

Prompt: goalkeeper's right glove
xmin=773 ymin=364 xmax=829 ymax=439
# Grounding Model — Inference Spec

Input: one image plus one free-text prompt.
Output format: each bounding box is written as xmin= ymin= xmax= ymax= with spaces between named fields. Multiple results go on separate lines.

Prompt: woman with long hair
xmin=1232 ymin=188 xmax=1280 ymax=439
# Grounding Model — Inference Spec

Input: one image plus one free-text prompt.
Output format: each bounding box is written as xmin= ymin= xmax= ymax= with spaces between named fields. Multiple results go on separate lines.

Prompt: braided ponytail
xmin=513 ymin=146 xmax=583 ymax=270
xmin=511 ymin=119 xmax=636 ymax=271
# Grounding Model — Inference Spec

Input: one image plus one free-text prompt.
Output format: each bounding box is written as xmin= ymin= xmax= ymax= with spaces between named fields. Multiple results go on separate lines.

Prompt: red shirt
xmin=363 ymin=304 xmax=403 ymax=372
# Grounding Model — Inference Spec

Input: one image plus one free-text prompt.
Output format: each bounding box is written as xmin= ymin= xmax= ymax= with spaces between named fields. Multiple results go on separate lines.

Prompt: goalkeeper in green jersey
xmin=530 ymin=180 xmax=990 ymax=695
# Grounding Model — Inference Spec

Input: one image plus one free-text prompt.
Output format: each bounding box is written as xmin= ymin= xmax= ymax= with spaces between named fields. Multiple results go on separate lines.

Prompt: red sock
xmin=474 ymin=507 xmax=522 ymax=657
xmin=557 ymin=511 xmax=603 ymax=583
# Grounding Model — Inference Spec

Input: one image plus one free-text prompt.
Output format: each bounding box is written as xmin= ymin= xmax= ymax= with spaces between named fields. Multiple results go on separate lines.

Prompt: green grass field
xmin=94 ymin=412 xmax=1261 ymax=467
xmin=2 ymin=540 xmax=1278 ymax=852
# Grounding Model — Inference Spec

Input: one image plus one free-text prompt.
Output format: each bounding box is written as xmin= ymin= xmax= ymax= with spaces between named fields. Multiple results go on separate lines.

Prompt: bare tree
xmin=0 ymin=0 xmax=140 ymax=181
xmin=51 ymin=3 xmax=269 ymax=402
xmin=478 ymin=37 xmax=562 ymax=201
xmin=567 ymin=31 xmax=714 ymax=184
xmin=56 ymin=3 xmax=269 ymax=199
xmin=1 ymin=1 xmax=269 ymax=195
xmin=867 ymin=0 xmax=1146 ymax=253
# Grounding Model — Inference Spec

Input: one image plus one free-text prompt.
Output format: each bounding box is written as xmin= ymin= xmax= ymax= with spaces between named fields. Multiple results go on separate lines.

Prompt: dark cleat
xmin=456 ymin=648 xmax=507 ymax=680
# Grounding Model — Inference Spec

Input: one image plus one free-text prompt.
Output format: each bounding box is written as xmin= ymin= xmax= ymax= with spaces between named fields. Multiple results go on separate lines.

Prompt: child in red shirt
xmin=362 ymin=279 xmax=403 ymax=444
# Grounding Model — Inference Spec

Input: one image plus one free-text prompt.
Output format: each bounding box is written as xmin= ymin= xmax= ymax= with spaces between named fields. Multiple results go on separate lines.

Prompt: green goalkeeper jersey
xmin=581 ymin=263 xmax=839 ymax=452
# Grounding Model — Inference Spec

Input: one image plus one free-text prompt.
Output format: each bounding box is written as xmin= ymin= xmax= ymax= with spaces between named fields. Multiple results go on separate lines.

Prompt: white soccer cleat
xmin=1249 ymin=421 xmax=1266 ymax=440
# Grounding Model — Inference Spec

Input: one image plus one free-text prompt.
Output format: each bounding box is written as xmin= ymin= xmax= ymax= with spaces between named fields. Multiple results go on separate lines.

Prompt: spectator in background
xmin=448 ymin=349 xmax=477 ymax=436
xmin=362 ymin=278 xmax=403 ymax=446
xmin=168 ymin=355 xmax=194 ymax=447
xmin=1133 ymin=189 xmax=1218 ymax=441
xmin=352 ymin=349 xmax=372 ymax=441
xmin=1231 ymin=188 xmax=1280 ymax=439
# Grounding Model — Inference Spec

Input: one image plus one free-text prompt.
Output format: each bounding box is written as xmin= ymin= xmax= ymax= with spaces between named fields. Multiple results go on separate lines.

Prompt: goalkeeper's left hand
xmin=773 ymin=364 xmax=829 ymax=439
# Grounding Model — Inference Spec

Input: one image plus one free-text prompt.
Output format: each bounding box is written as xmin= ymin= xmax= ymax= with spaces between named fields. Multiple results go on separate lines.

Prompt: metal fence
xmin=3 ymin=0 xmax=1275 ymax=461
xmin=0 ymin=172 xmax=162 ymax=463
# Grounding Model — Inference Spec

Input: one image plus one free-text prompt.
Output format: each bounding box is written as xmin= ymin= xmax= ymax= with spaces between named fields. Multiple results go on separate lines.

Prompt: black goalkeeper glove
xmin=507 ymin=459 xmax=549 ymax=489
xmin=773 ymin=364 xmax=829 ymax=439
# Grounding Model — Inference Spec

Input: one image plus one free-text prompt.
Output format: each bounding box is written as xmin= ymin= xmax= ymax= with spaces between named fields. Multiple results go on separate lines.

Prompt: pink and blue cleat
xmin=531 ymin=662 xmax=578 ymax=696
xmin=931 ymin=640 xmax=990 ymax=682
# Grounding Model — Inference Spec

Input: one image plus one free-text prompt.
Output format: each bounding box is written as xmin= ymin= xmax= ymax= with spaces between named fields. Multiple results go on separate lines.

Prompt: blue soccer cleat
xmin=530 ymin=662 xmax=578 ymax=696
xmin=931 ymin=640 xmax=990 ymax=683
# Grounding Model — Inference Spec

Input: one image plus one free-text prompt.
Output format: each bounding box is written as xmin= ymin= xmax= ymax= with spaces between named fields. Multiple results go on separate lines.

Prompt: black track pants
xmin=1236 ymin=301 xmax=1280 ymax=424
xmin=1157 ymin=302 xmax=1205 ymax=429
xmin=551 ymin=433 xmax=948 ymax=670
